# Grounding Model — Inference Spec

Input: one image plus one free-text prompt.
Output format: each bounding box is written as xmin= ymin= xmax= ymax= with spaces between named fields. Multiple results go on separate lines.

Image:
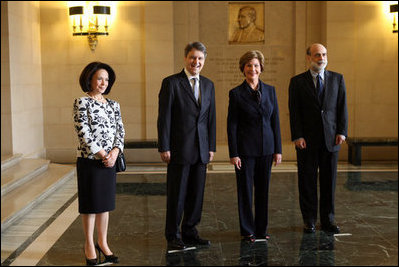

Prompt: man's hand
xmin=295 ymin=138 xmax=306 ymax=149
xmin=160 ymin=151 xmax=171 ymax=164
xmin=230 ymin=157 xmax=241 ymax=170
xmin=335 ymin=135 xmax=346 ymax=145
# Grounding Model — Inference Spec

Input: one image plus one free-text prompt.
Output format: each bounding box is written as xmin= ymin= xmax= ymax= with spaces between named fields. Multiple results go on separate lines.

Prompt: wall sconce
xmin=69 ymin=4 xmax=111 ymax=51
xmin=390 ymin=4 xmax=398 ymax=33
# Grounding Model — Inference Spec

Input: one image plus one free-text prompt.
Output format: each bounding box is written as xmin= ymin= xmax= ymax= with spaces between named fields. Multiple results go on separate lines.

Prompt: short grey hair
xmin=184 ymin=42 xmax=207 ymax=58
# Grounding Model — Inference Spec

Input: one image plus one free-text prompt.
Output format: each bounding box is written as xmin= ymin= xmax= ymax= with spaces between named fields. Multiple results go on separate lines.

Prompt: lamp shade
xmin=69 ymin=4 xmax=111 ymax=51
xmin=69 ymin=6 xmax=83 ymax=15
xmin=93 ymin=6 xmax=110 ymax=15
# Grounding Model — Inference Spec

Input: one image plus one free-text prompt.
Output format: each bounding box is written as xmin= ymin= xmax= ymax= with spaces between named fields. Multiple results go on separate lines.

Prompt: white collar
xmin=184 ymin=68 xmax=200 ymax=81
xmin=310 ymin=69 xmax=325 ymax=80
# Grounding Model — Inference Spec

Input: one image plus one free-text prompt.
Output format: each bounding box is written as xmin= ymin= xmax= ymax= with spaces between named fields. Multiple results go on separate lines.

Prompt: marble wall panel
xmin=1 ymin=1 xmax=396 ymax=162
xmin=7 ymin=1 xmax=44 ymax=157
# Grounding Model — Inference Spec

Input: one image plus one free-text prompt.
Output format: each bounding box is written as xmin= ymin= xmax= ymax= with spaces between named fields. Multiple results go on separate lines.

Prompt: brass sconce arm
xmin=69 ymin=4 xmax=111 ymax=51
xmin=390 ymin=4 xmax=398 ymax=33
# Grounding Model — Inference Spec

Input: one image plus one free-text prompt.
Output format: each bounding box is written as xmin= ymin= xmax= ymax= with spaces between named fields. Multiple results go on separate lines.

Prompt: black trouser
xmin=296 ymin=145 xmax=338 ymax=226
xmin=235 ymin=155 xmax=273 ymax=237
xmin=165 ymin=161 xmax=207 ymax=241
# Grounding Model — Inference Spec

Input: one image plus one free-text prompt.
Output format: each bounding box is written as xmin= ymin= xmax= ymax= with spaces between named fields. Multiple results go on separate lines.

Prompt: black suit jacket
xmin=157 ymin=70 xmax=216 ymax=164
xmin=289 ymin=70 xmax=348 ymax=152
xmin=227 ymin=80 xmax=282 ymax=158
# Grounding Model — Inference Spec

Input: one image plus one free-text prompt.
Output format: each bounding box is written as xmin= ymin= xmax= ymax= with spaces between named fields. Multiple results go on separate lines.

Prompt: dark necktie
xmin=316 ymin=74 xmax=323 ymax=99
xmin=254 ymin=90 xmax=261 ymax=105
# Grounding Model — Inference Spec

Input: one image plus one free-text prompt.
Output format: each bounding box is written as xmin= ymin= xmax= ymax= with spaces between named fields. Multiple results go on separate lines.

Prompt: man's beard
xmin=311 ymin=60 xmax=328 ymax=72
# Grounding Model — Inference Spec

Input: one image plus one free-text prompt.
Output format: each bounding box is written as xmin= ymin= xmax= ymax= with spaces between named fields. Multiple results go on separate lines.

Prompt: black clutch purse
xmin=116 ymin=152 xmax=126 ymax=172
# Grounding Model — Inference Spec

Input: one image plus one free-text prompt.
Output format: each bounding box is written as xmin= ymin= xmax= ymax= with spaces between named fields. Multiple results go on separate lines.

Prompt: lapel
xmin=305 ymin=70 xmax=318 ymax=100
xmin=178 ymin=70 xmax=199 ymax=107
xmin=239 ymin=80 xmax=263 ymax=114
xmin=258 ymin=81 xmax=273 ymax=117
xmin=320 ymin=70 xmax=331 ymax=108
xmin=198 ymin=76 xmax=209 ymax=114
xmin=239 ymin=81 xmax=254 ymax=104
xmin=258 ymin=81 xmax=266 ymax=112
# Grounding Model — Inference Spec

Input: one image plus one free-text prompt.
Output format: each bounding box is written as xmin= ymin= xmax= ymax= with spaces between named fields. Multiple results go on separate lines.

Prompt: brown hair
xmin=239 ymin=50 xmax=265 ymax=73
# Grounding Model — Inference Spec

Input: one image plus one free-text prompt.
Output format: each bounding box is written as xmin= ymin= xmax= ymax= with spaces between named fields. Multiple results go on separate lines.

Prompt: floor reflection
xmin=345 ymin=172 xmax=398 ymax=191
xmin=165 ymin=250 xmax=201 ymax=266
xmin=299 ymin=232 xmax=335 ymax=266
xmin=239 ymin=240 xmax=268 ymax=266
xmin=33 ymin=170 xmax=397 ymax=266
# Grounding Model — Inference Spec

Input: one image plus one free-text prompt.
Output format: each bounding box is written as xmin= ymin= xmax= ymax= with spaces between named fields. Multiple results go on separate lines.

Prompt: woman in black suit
xmin=73 ymin=62 xmax=124 ymax=265
xmin=227 ymin=50 xmax=282 ymax=242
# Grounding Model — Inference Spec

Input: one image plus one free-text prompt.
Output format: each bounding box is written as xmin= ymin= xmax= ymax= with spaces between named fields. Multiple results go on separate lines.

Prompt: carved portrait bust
xmin=229 ymin=4 xmax=264 ymax=44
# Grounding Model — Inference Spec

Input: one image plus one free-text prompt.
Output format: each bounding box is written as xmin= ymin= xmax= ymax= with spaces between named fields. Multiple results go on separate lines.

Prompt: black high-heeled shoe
xmin=83 ymin=248 xmax=98 ymax=266
xmin=85 ymin=257 xmax=98 ymax=266
xmin=95 ymin=243 xmax=119 ymax=263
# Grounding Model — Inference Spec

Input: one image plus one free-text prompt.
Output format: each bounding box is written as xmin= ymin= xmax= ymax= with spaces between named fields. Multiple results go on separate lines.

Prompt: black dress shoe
xmin=321 ymin=224 xmax=340 ymax=234
xmin=242 ymin=234 xmax=256 ymax=243
xmin=304 ymin=224 xmax=316 ymax=233
xmin=255 ymin=233 xmax=271 ymax=241
xmin=182 ymin=236 xmax=211 ymax=247
xmin=167 ymin=238 xmax=187 ymax=251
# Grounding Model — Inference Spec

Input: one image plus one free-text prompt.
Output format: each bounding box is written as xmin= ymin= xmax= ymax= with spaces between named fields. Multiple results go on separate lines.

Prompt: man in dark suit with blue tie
xmin=157 ymin=42 xmax=216 ymax=251
xmin=289 ymin=43 xmax=348 ymax=234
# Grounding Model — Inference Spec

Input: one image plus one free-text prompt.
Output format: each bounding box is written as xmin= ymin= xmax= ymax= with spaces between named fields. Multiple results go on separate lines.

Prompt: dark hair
xmin=79 ymin=62 xmax=116 ymax=95
xmin=239 ymin=50 xmax=265 ymax=73
xmin=306 ymin=46 xmax=311 ymax=56
xmin=184 ymin=42 xmax=207 ymax=58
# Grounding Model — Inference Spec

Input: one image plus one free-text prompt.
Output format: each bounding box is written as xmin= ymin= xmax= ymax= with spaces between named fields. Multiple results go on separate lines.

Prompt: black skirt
xmin=76 ymin=157 xmax=116 ymax=214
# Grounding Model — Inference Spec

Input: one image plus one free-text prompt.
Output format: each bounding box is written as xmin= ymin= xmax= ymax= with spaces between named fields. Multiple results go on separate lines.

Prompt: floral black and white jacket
xmin=73 ymin=97 xmax=125 ymax=159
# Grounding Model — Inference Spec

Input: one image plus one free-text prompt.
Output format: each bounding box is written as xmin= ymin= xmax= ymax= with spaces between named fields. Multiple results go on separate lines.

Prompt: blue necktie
xmin=317 ymin=74 xmax=323 ymax=99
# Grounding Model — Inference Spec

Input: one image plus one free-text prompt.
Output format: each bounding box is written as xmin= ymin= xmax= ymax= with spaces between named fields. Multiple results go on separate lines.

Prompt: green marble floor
xmin=34 ymin=169 xmax=397 ymax=266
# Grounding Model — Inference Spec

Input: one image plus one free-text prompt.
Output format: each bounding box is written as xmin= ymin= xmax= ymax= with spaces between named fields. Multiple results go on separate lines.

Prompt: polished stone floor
xmin=30 ymin=164 xmax=398 ymax=266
